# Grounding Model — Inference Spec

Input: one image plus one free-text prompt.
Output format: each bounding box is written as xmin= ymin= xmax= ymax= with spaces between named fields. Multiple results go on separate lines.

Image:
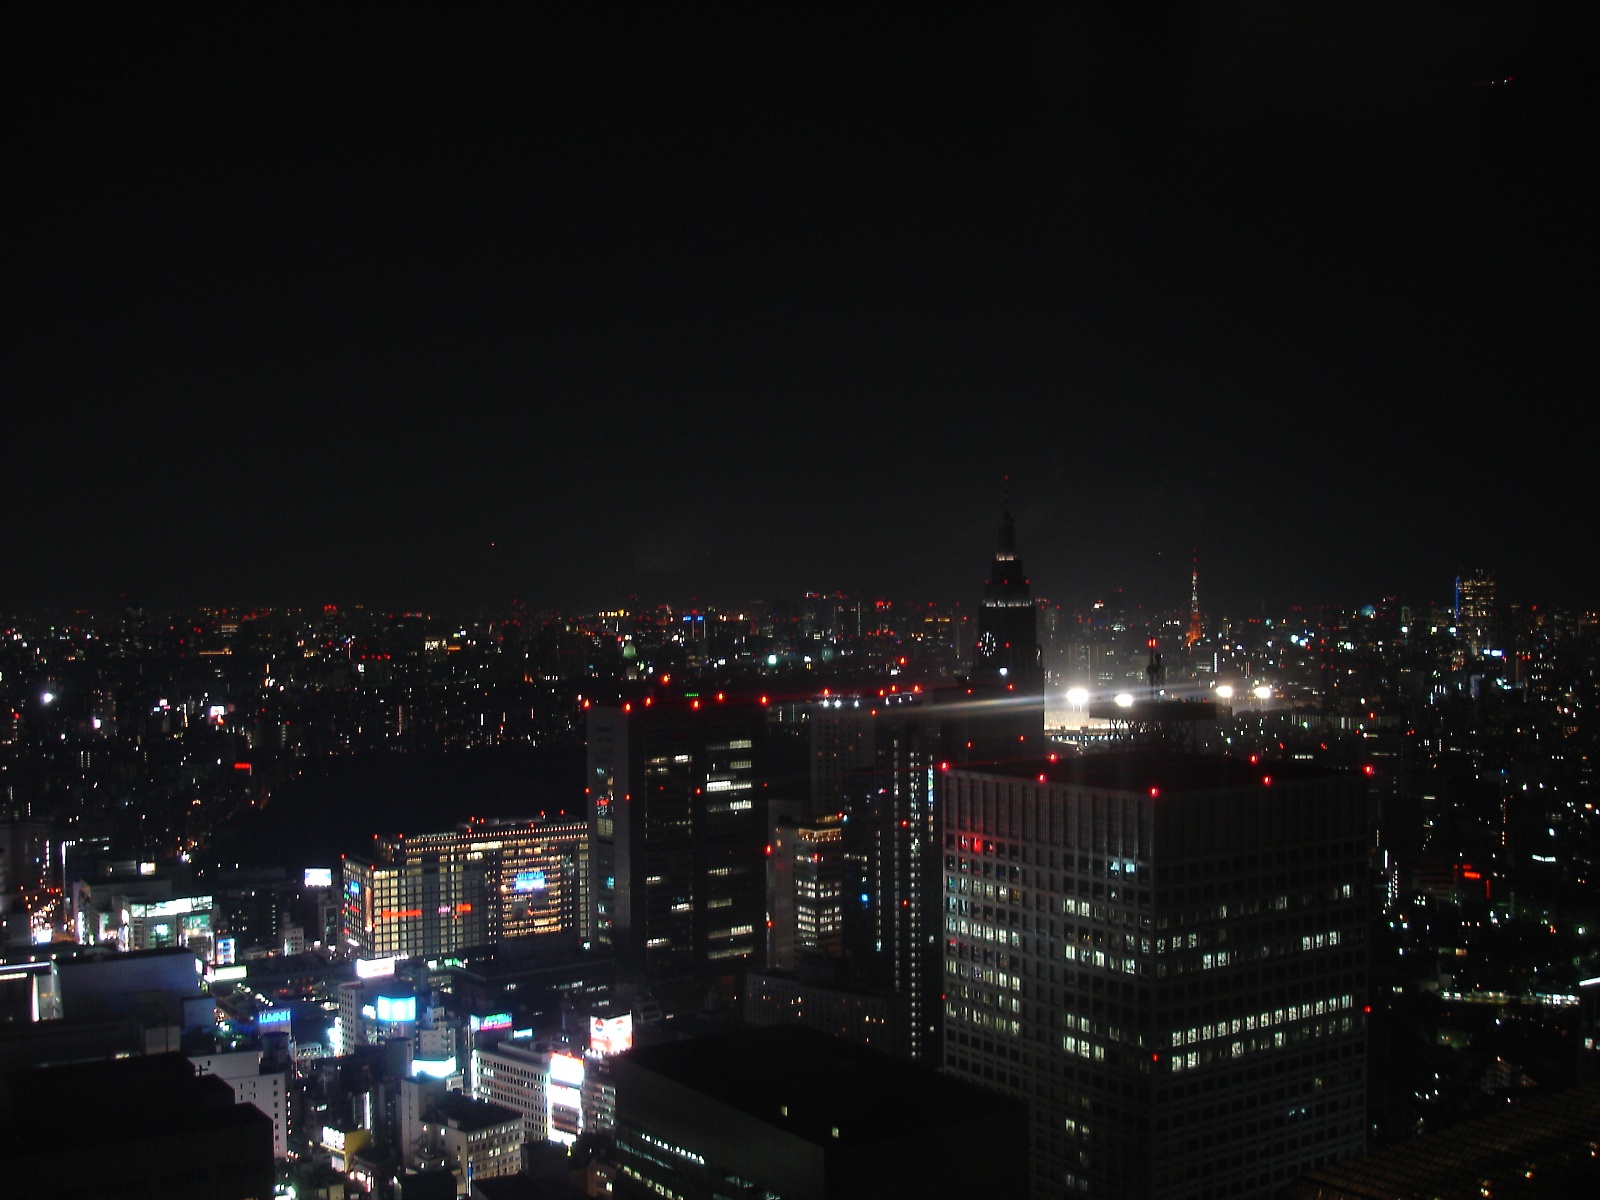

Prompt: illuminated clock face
xmin=978 ymin=631 xmax=997 ymax=659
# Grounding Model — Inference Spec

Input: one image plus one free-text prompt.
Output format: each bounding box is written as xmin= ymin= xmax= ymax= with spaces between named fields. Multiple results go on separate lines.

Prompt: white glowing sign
xmin=412 ymin=1056 xmax=457 ymax=1079
xmin=549 ymin=1052 xmax=584 ymax=1087
xmin=304 ymin=868 xmax=333 ymax=888
xmin=355 ymin=956 xmax=398 ymax=979
xmin=375 ymin=995 xmax=417 ymax=1023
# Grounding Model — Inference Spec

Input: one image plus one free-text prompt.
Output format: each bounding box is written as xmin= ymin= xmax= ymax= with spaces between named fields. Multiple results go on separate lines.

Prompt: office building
xmin=613 ymin=1025 xmax=1027 ymax=1200
xmin=190 ymin=1048 xmax=292 ymax=1160
xmin=341 ymin=816 xmax=588 ymax=960
xmin=768 ymin=810 xmax=844 ymax=969
xmin=744 ymin=969 xmax=907 ymax=1057
xmin=837 ymin=699 xmax=944 ymax=1061
xmin=942 ymin=751 xmax=1368 ymax=1199
xmin=1455 ymin=568 xmax=1498 ymax=656
xmin=472 ymin=1036 xmax=588 ymax=1147
xmin=587 ymin=689 xmax=767 ymax=1018
xmin=417 ymin=1092 xmax=524 ymax=1190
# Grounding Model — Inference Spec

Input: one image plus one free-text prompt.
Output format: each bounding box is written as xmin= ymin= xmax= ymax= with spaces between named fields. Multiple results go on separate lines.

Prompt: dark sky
xmin=8 ymin=7 xmax=1593 ymax=616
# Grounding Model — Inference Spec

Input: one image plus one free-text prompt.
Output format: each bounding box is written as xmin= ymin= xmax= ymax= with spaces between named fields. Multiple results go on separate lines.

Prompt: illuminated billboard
xmin=470 ymin=1012 xmax=513 ymax=1033
xmin=512 ymin=869 xmax=547 ymax=893
xmin=257 ymin=1008 xmax=292 ymax=1028
xmin=355 ymin=956 xmax=398 ymax=979
xmin=549 ymin=1052 xmax=584 ymax=1087
xmin=412 ymin=1056 xmax=457 ymax=1079
xmin=304 ymin=868 xmax=333 ymax=888
xmin=375 ymin=995 xmax=417 ymax=1023
xmin=590 ymin=1013 xmax=634 ymax=1056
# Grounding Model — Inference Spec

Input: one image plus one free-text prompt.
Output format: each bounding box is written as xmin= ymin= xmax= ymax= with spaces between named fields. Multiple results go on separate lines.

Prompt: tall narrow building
xmin=942 ymin=751 xmax=1369 ymax=1199
xmin=963 ymin=504 xmax=1046 ymax=763
xmin=587 ymin=688 xmax=767 ymax=1019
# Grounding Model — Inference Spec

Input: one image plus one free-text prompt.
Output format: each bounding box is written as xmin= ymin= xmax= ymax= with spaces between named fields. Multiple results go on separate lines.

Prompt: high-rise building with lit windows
xmin=768 ymin=811 xmax=845 ymax=969
xmin=942 ymin=751 xmax=1368 ymax=1200
xmin=587 ymin=689 xmax=767 ymax=1018
xmin=341 ymin=817 xmax=588 ymax=960
xmin=1455 ymin=568 xmax=1498 ymax=655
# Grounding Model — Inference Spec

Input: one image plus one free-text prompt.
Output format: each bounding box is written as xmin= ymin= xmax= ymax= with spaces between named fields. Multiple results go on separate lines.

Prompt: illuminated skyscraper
xmin=1455 ymin=568 xmax=1497 ymax=656
xmin=942 ymin=752 xmax=1368 ymax=1199
xmin=587 ymin=689 xmax=767 ymax=1018
xmin=341 ymin=817 xmax=588 ymax=960
xmin=768 ymin=810 xmax=845 ymax=969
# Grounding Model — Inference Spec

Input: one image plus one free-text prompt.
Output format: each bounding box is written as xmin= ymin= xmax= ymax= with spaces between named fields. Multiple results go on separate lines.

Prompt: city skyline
xmin=9 ymin=9 xmax=1593 ymax=613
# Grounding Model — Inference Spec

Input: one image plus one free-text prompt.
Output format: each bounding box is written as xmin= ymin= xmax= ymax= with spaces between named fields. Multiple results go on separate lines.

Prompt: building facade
xmin=587 ymin=690 xmax=767 ymax=1018
xmin=341 ymin=816 xmax=588 ymax=960
xmin=942 ymin=752 xmax=1369 ymax=1199
xmin=768 ymin=811 xmax=844 ymax=969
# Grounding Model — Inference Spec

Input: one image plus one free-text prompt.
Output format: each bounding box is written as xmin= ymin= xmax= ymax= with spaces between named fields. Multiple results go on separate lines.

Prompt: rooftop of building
xmin=950 ymin=748 xmax=1349 ymax=795
xmin=618 ymin=1025 xmax=1024 ymax=1147
xmin=0 ymin=1053 xmax=270 ymax=1149
xmin=426 ymin=1091 xmax=523 ymax=1133
xmin=1287 ymin=1082 xmax=1600 ymax=1199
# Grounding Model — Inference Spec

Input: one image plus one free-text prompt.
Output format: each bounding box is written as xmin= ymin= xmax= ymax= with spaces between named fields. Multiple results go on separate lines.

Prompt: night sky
xmin=9 ymin=8 xmax=1593 ymax=615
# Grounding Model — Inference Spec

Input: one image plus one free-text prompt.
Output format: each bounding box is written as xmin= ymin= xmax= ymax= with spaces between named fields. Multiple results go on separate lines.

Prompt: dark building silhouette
xmin=1288 ymin=1081 xmax=1600 ymax=1199
xmin=587 ymin=689 xmax=767 ymax=1019
xmin=962 ymin=503 xmax=1047 ymax=763
xmin=0 ymin=1052 xmax=275 ymax=1197
xmin=613 ymin=1025 xmax=1028 ymax=1200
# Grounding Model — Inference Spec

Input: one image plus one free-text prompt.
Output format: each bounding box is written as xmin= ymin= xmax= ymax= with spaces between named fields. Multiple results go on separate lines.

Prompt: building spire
xmin=998 ymin=476 xmax=1016 ymax=559
xmin=1186 ymin=550 xmax=1203 ymax=647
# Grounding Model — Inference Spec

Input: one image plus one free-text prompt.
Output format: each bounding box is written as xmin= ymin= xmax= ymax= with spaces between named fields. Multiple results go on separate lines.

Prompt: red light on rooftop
xmin=1048 ymin=752 xmax=1058 ymax=762
xmin=760 ymin=695 xmax=769 ymax=705
xmin=1262 ymin=776 xmax=1272 ymax=786
xmin=716 ymin=692 xmax=725 ymax=702
xmin=823 ymin=688 xmax=830 ymax=697
xmin=1249 ymin=754 xmax=1258 ymax=764
xmin=691 ymin=699 xmax=700 ymax=709
xmin=622 ymin=702 xmax=631 ymax=713
xmin=1363 ymin=764 xmax=1375 ymax=776
xmin=582 ymin=699 xmax=591 ymax=709
xmin=1038 ymin=774 xmax=1046 ymax=782
xmin=939 ymin=762 xmax=949 ymax=771
xmin=1149 ymin=787 xmax=1159 ymax=798
xmin=661 ymin=674 xmax=670 ymax=685
xmin=643 ymin=696 xmax=653 ymax=707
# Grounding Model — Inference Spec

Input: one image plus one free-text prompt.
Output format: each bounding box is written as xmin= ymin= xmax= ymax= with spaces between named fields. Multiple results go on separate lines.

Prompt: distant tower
xmin=1455 ymin=568 xmax=1497 ymax=656
xmin=965 ymin=494 xmax=1045 ymax=761
xmin=1185 ymin=552 xmax=1203 ymax=647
